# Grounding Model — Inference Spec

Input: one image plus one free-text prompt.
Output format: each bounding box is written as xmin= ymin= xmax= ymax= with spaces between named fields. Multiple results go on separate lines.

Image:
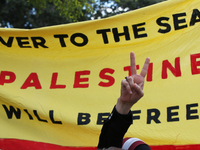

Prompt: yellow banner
xmin=1 ymin=0 xmax=200 ymax=147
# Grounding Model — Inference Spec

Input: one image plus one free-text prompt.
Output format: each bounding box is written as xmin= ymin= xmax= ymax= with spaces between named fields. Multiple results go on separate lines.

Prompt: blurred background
xmin=0 ymin=0 xmax=165 ymax=29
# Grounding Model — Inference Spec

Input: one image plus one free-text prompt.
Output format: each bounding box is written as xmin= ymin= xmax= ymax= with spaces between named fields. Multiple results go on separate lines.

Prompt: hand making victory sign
xmin=116 ymin=52 xmax=150 ymax=114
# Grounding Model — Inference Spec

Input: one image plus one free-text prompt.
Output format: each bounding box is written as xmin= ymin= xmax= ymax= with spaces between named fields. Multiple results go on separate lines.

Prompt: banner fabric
xmin=0 ymin=0 xmax=200 ymax=149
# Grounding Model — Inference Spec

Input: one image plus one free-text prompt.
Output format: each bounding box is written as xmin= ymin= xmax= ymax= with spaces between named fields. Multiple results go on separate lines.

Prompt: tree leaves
xmin=0 ymin=0 xmax=165 ymax=28
xmin=28 ymin=0 xmax=94 ymax=22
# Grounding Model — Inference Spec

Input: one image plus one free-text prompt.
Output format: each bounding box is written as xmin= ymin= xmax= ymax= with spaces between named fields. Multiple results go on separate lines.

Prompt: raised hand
xmin=116 ymin=52 xmax=150 ymax=114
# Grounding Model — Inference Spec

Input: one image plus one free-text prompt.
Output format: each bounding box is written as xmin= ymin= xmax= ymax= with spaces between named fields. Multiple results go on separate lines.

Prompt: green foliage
xmin=90 ymin=0 xmax=166 ymax=19
xmin=27 ymin=0 xmax=94 ymax=22
xmin=0 ymin=0 xmax=33 ymax=28
xmin=0 ymin=0 xmax=166 ymax=28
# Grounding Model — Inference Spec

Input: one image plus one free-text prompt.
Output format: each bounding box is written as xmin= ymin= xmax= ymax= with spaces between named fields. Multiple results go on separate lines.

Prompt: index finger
xmin=130 ymin=52 xmax=137 ymax=75
xmin=140 ymin=57 xmax=150 ymax=77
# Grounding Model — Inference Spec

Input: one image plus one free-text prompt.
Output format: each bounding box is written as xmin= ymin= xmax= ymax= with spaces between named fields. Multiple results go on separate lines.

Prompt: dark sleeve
xmin=97 ymin=106 xmax=133 ymax=149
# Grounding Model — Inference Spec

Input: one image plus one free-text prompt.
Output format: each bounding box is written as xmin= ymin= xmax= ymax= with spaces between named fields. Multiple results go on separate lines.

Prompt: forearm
xmin=115 ymin=98 xmax=133 ymax=115
xmin=97 ymin=106 xmax=133 ymax=149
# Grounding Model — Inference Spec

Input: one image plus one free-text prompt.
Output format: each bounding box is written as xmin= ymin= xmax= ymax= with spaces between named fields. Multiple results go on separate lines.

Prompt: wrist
xmin=115 ymin=98 xmax=132 ymax=115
